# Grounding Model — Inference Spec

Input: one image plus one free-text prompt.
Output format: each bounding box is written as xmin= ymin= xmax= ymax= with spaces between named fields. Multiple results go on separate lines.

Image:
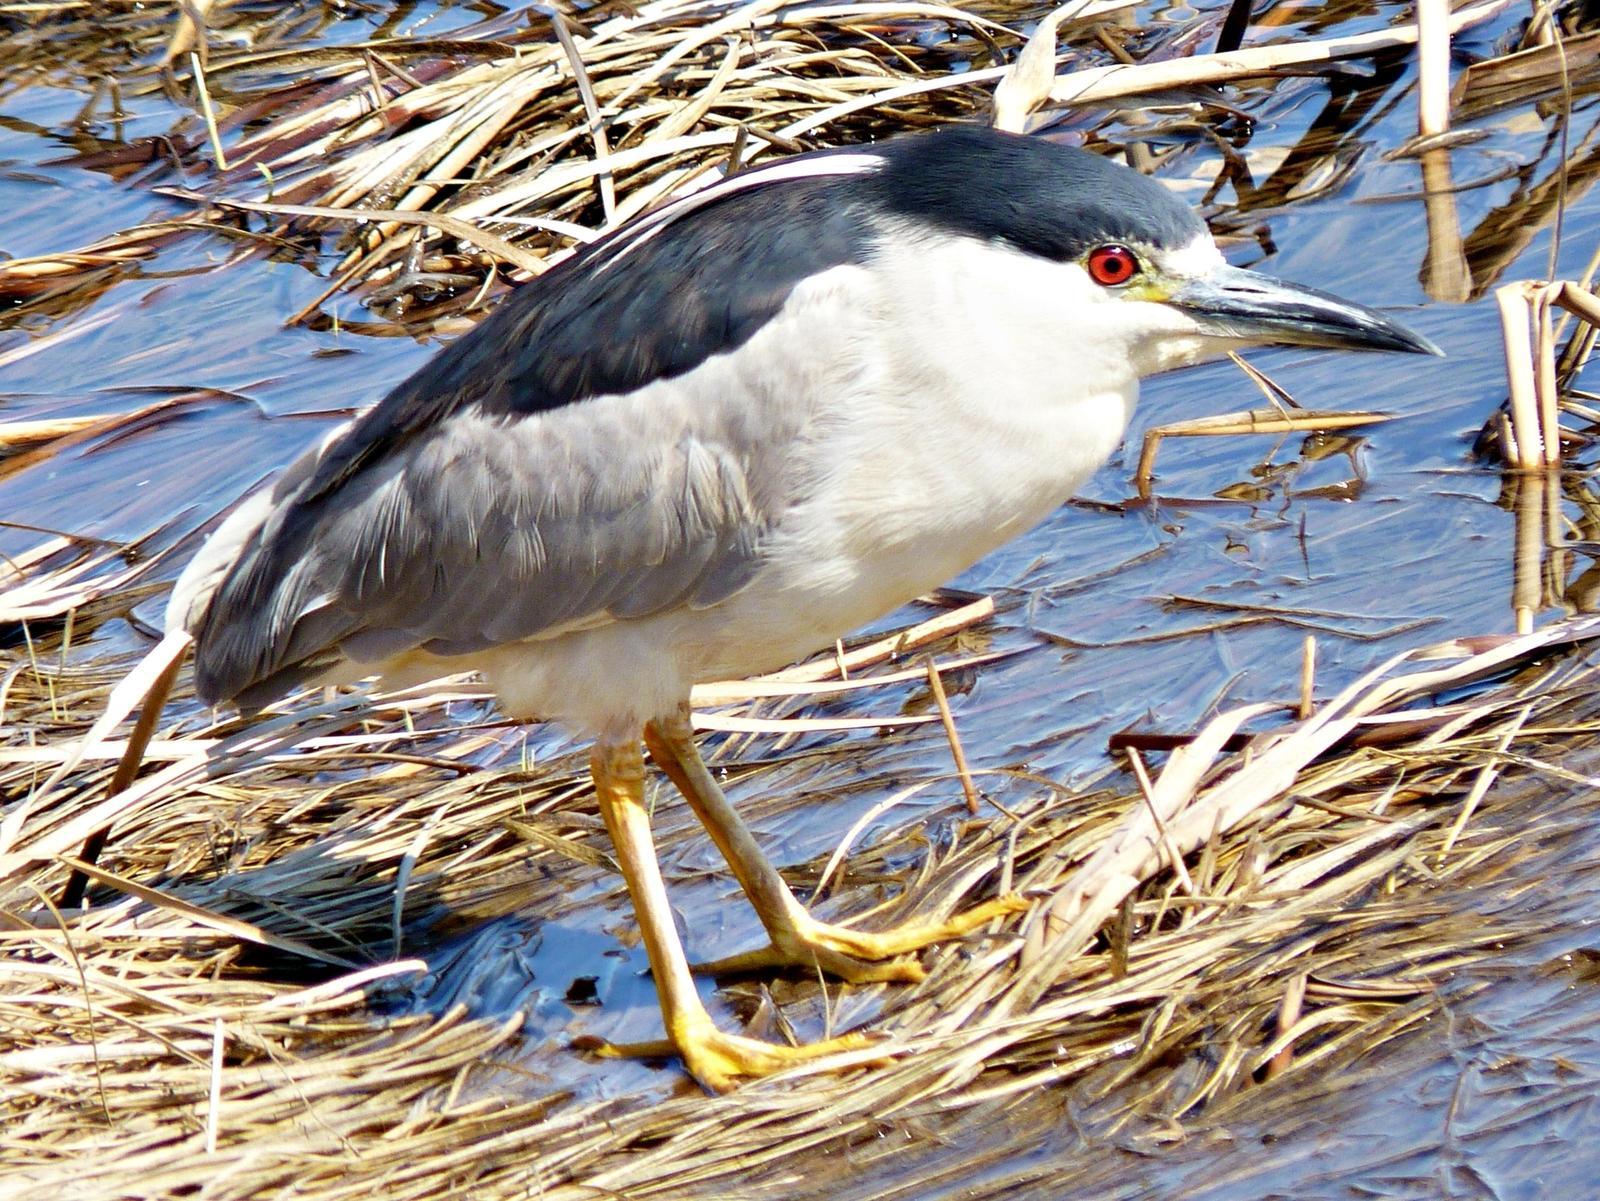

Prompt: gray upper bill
xmin=1169 ymin=264 xmax=1442 ymax=356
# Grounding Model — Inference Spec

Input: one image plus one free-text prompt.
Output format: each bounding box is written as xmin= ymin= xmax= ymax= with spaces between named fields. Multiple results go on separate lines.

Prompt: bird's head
xmin=866 ymin=127 xmax=1441 ymax=379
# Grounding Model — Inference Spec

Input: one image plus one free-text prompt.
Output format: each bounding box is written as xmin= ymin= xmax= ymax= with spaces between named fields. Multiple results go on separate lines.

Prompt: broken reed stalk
xmin=1267 ymin=970 xmax=1309 ymax=1079
xmin=1494 ymin=278 xmax=1600 ymax=470
xmin=1298 ymin=635 xmax=1316 ymax=720
xmin=190 ymin=51 xmax=229 ymax=171
xmin=924 ymin=656 xmax=981 ymax=816
xmin=1135 ymin=409 xmax=1392 ymax=498
xmin=1498 ymin=283 xmax=1546 ymax=468
xmin=1415 ymin=0 xmax=1453 ymax=138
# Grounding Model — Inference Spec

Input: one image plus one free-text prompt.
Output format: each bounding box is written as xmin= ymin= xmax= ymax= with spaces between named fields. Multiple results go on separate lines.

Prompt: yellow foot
xmin=693 ymin=894 xmax=1028 ymax=984
xmin=593 ymin=1022 xmax=880 ymax=1093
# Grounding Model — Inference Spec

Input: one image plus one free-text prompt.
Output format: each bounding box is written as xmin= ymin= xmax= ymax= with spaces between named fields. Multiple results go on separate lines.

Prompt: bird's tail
xmin=166 ymin=421 xmax=358 ymax=708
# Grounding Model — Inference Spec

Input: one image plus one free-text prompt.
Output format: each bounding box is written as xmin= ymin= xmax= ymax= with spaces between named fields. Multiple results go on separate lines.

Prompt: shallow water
xmin=6 ymin=0 xmax=1600 ymax=1192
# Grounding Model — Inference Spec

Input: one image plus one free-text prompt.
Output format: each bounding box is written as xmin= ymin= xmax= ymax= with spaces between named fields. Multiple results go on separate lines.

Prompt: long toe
xmin=690 ymin=893 xmax=1026 ymax=983
xmin=691 ymin=943 xmax=925 ymax=984
xmin=813 ymin=893 xmax=1029 ymax=961
xmin=594 ymin=1020 xmax=882 ymax=1093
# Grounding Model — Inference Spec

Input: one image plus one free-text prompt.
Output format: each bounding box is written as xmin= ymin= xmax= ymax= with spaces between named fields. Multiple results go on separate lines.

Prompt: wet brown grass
xmin=8 ymin=602 xmax=1600 ymax=1199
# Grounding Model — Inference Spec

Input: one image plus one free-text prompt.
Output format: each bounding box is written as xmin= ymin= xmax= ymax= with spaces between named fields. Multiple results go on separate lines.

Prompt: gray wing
xmin=172 ymin=147 xmax=893 ymax=708
xmin=182 ymin=371 xmax=822 ymax=708
xmin=328 ymin=392 xmax=783 ymax=647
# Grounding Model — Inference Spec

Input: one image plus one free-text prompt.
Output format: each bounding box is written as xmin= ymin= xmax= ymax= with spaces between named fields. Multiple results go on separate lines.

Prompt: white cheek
xmin=1123 ymin=303 xmax=1233 ymax=375
xmin=1123 ymin=232 xmax=1234 ymax=374
xmin=1047 ymin=261 xmax=1224 ymax=378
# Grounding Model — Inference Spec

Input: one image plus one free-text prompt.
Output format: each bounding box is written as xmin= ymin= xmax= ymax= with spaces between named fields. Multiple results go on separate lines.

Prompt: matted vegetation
xmin=8 ymin=608 xmax=1600 ymax=1199
xmin=6 ymin=0 xmax=1600 ymax=1196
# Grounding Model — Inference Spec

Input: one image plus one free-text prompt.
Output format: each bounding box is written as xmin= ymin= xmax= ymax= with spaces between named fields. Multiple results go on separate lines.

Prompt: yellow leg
xmin=643 ymin=709 xmax=1025 ymax=985
xmin=588 ymin=735 xmax=874 ymax=1092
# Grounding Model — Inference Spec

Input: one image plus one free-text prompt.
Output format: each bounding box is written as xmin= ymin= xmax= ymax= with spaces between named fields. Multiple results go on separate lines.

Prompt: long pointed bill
xmin=1169 ymin=264 xmax=1442 ymax=356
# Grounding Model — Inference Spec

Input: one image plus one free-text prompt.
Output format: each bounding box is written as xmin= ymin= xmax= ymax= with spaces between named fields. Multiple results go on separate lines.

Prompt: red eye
xmin=1087 ymin=244 xmax=1139 ymax=287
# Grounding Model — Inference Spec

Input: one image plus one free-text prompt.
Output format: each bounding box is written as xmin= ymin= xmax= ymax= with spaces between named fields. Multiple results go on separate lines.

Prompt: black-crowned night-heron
xmin=170 ymin=124 xmax=1436 ymax=1091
